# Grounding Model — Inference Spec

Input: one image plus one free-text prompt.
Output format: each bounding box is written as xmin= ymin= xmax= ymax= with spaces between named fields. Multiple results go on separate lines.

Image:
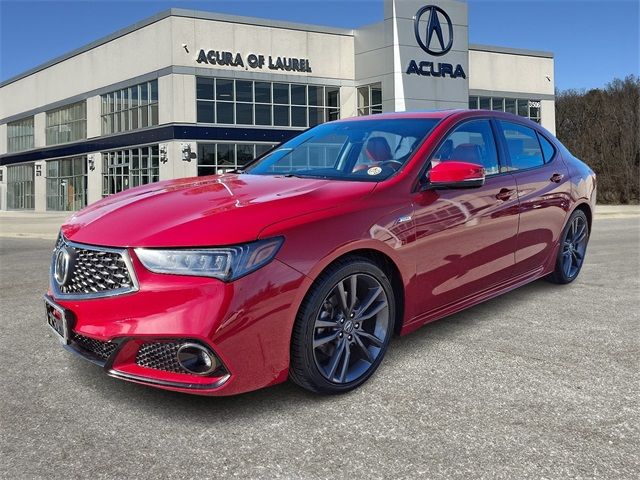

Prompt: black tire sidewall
xmin=294 ymin=258 xmax=396 ymax=394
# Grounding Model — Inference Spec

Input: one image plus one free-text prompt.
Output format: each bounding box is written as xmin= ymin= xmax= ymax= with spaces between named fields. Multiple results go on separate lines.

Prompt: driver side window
xmin=432 ymin=119 xmax=500 ymax=175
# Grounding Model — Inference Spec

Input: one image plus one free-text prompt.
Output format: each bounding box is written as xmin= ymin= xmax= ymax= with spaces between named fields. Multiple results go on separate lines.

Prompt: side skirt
xmin=400 ymin=266 xmax=547 ymax=336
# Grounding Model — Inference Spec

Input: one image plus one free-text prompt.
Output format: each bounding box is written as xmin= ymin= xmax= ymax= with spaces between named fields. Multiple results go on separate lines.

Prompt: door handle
xmin=550 ymin=173 xmax=564 ymax=183
xmin=496 ymin=188 xmax=516 ymax=201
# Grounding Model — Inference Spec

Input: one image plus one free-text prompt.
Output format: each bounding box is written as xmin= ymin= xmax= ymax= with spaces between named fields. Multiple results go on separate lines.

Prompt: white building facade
xmin=0 ymin=0 xmax=555 ymax=211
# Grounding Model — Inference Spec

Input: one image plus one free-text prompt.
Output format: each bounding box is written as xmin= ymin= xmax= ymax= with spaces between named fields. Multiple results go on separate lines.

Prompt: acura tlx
xmin=45 ymin=110 xmax=596 ymax=396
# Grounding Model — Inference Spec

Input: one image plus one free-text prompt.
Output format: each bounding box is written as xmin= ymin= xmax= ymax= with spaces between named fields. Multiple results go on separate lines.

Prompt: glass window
xmin=217 ymin=102 xmax=234 ymax=124
xmin=197 ymin=78 xmax=214 ymax=100
xmin=492 ymin=98 xmax=504 ymax=111
xmin=500 ymin=121 xmax=545 ymax=170
xmin=237 ymin=144 xmax=254 ymax=166
xmin=308 ymin=86 xmax=324 ymax=106
xmin=291 ymin=84 xmax=306 ymax=105
xmin=216 ymin=79 xmax=234 ymax=101
xmin=7 ymin=117 xmax=34 ymax=153
xmin=538 ymin=133 xmax=556 ymax=163
xmin=46 ymin=101 xmax=87 ymax=145
xmin=291 ymin=106 xmax=307 ymax=127
xmin=197 ymin=101 xmax=215 ymax=123
xmin=217 ymin=144 xmax=234 ymax=169
xmin=235 ymin=102 xmax=253 ymax=125
xmin=255 ymin=104 xmax=271 ymax=125
xmin=479 ymin=97 xmax=491 ymax=110
xmin=195 ymin=77 xmax=339 ymax=128
xmin=326 ymin=87 xmax=341 ymax=120
xmin=236 ymin=81 xmax=253 ymax=102
xmin=102 ymin=145 xmax=160 ymax=196
xmin=101 ymin=80 xmax=158 ymax=135
xmin=432 ymin=119 xmax=500 ymax=175
xmin=274 ymin=105 xmax=290 ymax=126
xmin=196 ymin=143 xmax=276 ymax=176
xmin=517 ymin=99 xmax=529 ymax=117
xmin=468 ymin=96 xmax=479 ymax=109
xmin=255 ymin=82 xmax=271 ymax=103
xmin=273 ymin=83 xmax=289 ymax=104
xmin=309 ymin=107 xmax=325 ymax=127
xmin=357 ymin=83 xmax=382 ymax=116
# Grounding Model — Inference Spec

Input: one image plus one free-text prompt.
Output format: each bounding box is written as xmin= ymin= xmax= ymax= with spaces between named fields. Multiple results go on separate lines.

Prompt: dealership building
xmin=0 ymin=0 xmax=554 ymax=211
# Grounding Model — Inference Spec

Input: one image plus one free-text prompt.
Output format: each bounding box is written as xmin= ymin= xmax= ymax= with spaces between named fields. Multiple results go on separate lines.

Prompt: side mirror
xmin=426 ymin=161 xmax=486 ymax=189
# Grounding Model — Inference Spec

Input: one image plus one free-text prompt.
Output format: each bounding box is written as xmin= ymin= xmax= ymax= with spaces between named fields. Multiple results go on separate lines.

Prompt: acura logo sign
xmin=406 ymin=5 xmax=466 ymax=79
xmin=54 ymin=246 xmax=72 ymax=287
xmin=414 ymin=5 xmax=453 ymax=56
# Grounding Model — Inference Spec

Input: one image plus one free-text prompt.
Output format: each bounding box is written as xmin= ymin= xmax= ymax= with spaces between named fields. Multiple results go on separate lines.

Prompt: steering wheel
xmin=378 ymin=160 xmax=403 ymax=171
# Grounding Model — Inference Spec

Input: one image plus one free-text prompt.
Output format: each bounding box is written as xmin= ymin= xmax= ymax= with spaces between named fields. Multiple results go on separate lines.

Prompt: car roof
xmin=334 ymin=110 xmax=461 ymax=123
xmin=334 ymin=109 xmax=543 ymax=128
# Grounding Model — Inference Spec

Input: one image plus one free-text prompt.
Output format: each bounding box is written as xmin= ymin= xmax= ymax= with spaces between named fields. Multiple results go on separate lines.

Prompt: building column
xmin=0 ymin=123 xmax=7 ymax=156
xmin=34 ymin=160 xmax=46 ymax=211
xmin=0 ymin=166 xmax=7 ymax=211
xmin=86 ymin=152 xmax=103 ymax=206
xmin=34 ymin=113 xmax=46 ymax=148
xmin=86 ymin=96 xmax=102 ymax=139
xmin=160 ymin=141 xmax=197 ymax=181
xmin=340 ymin=86 xmax=357 ymax=119
xmin=540 ymin=100 xmax=556 ymax=134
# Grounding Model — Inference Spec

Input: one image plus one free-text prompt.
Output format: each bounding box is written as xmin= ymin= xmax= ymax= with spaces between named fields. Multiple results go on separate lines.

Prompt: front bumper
xmin=46 ymin=253 xmax=307 ymax=396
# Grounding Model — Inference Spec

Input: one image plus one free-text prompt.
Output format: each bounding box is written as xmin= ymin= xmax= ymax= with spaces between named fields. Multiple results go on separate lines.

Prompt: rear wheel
xmin=547 ymin=210 xmax=590 ymax=284
xmin=289 ymin=257 xmax=395 ymax=394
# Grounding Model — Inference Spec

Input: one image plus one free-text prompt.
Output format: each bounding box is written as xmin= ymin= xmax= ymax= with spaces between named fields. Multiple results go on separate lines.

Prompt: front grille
xmin=72 ymin=332 xmax=118 ymax=361
xmin=136 ymin=342 xmax=187 ymax=374
xmin=52 ymin=235 xmax=137 ymax=298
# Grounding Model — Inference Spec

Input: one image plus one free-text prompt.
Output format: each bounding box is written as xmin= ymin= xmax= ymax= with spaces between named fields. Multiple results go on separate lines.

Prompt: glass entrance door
xmin=46 ymin=156 xmax=87 ymax=211
xmin=7 ymin=163 xmax=35 ymax=209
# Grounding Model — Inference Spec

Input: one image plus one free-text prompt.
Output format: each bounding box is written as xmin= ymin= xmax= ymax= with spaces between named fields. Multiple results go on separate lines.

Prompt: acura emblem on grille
xmin=54 ymin=246 xmax=72 ymax=287
xmin=50 ymin=236 xmax=138 ymax=299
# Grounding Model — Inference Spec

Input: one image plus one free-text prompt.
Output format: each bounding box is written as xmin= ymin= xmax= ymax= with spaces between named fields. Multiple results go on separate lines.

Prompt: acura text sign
xmin=406 ymin=5 xmax=466 ymax=79
xmin=196 ymin=50 xmax=312 ymax=73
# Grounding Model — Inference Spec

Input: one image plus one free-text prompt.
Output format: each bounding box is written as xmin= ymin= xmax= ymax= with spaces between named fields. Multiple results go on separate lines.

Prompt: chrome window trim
xmin=50 ymin=235 xmax=140 ymax=300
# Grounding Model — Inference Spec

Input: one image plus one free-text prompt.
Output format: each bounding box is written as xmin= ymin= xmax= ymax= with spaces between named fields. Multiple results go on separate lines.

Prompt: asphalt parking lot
xmin=0 ymin=217 xmax=638 ymax=479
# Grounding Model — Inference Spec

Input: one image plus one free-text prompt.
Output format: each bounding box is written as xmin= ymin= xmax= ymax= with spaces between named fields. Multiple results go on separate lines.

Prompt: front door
xmin=410 ymin=118 xmax=520 ymax=314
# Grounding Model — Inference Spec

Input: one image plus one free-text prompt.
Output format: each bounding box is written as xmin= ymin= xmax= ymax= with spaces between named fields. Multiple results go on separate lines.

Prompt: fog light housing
xmin=176 ymin=343 xmax=219 ymax=375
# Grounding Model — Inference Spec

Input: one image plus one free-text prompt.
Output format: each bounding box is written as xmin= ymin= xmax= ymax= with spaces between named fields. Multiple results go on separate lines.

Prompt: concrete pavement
xmin=0 ymin=218 xmax=638 ymax=479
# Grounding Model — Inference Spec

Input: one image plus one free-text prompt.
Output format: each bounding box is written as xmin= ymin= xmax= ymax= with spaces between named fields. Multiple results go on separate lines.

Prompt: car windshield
xmin=244 ymin=118 xmax=440 ymax=181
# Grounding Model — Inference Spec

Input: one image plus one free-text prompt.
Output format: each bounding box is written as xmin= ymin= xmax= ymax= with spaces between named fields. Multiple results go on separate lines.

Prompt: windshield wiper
xmin=283 ymin=173 xmax=307 ymax=178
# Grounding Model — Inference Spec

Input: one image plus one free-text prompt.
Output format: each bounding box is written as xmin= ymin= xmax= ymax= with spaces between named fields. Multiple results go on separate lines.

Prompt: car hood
xmin=61 ymin=174 xmax=376 ymax=247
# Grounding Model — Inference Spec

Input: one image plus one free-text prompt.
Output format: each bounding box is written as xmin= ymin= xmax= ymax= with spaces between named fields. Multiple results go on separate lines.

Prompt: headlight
xmin=134 ymin=237 xmax=283 ymax=281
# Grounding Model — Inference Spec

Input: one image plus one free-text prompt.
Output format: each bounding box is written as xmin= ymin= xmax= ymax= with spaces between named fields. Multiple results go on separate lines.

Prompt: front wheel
xmin=547 ymin=209 xmax=590 ymax=284
xmin=289 ymin=257 xmax=396 ymax=394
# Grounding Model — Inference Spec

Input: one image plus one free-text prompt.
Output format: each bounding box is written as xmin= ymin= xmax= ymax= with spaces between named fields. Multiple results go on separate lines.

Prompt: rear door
xmin=410 ymin=118 xmax=520 ymax=314
xmin=496 ymin=121 xmax=571 ymax=275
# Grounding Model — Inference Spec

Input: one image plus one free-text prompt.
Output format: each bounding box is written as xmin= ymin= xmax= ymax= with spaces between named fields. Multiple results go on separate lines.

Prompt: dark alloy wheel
xmin=289 ymin=257 xmax=395 ymax=394
xmin=548 ymin=209 xmax=590 ymax=284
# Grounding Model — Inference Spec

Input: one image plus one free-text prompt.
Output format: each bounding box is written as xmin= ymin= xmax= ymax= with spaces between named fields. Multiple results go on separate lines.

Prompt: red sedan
xmin=45 ymin=110 xmax=596 ymax=395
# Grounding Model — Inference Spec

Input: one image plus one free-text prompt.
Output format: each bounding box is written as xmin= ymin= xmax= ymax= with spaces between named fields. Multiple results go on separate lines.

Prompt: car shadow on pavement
xmin=68 ymin=278 xmax=560 ymax=417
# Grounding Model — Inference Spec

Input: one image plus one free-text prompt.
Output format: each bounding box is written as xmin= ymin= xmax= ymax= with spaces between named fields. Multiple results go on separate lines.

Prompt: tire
xmin=547 ymin=209 xmax=590 ymax=284
xmin=289 ymin=256 xmax=396 ymax=394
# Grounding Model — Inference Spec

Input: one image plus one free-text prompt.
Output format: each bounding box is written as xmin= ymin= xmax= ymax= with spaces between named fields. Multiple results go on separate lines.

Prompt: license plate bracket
xmin=44 ymin=295 xmax=74 ymax=345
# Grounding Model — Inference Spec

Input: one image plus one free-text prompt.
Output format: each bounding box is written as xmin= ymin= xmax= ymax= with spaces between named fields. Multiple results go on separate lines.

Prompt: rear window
xmin=538 ymin=133 xmax=556 ymax=163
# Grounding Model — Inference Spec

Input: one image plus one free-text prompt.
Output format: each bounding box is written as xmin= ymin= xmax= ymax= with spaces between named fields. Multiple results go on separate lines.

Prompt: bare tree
xmin=556 ymin=75 xmax=640 ymax=204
